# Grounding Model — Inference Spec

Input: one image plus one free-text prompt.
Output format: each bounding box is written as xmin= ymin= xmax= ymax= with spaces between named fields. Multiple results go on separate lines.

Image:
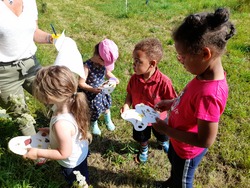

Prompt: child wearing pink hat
xmin=78 ymin=39 xmax=119 ymax=135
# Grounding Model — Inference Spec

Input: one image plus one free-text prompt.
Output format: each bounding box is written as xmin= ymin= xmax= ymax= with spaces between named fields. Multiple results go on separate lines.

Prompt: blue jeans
xmin=168 ymin=142 xmax=207 ymax=188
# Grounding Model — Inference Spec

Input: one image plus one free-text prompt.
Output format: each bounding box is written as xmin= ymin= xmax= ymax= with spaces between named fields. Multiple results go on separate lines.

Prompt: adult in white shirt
xmin=0 ymin=0 xmax=52 ymax=134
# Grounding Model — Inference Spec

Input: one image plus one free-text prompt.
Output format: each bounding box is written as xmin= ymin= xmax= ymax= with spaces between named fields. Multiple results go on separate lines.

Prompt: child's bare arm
xmin=106 ymin=70 xmax=119 ymax=84
xmin=153 ymin=118 xmax=218 ymax=148
xmin=120 ymin=93 xmax=132 ymax=113
xmin=23 ymin=120 xmax=74 ymax=160
xmin=78 ymin=65 xmax=101 ymax=94
xmin=154 ymin=99 xmax=175 ymax=112
xmin=78 ymin=77 xmax=101 ymax=94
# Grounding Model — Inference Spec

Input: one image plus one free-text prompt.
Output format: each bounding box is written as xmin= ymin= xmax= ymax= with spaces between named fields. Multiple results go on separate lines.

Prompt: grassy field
xmin=0 ymin=0 xmax=250 ymax=187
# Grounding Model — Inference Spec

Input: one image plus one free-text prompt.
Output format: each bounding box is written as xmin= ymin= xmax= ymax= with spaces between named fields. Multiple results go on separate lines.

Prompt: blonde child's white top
xmin=0 ymin=0 xmax=38 ymax=62
xmin=49 ymin=113 xmax=89 ymax=168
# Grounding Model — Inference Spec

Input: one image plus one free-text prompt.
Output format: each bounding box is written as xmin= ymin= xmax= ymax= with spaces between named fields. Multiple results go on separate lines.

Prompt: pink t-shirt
xmin=127 ymin=68 xmax=177 ymax=120
xmin=169 ymin=75 xmax=228 ymax=159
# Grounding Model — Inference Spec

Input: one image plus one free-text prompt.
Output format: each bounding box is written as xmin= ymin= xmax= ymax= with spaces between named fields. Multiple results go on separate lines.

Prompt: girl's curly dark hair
xmin=172 ymin=8 xmax=236 ymax=56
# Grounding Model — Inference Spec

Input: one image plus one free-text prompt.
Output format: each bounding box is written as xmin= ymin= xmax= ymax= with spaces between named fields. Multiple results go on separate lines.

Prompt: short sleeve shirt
xmin=50 ymin=113 xmax=89 ymax=168
xmin=169 ymin=75 xmax=228 ymax=159
xmin=127 ymin=68 xmax=177 ymax=119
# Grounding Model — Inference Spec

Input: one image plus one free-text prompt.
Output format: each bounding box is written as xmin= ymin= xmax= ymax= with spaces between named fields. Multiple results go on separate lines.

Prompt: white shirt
xmin=49 ymin=113 xmax=89 ymax=168
xmin=0 ymin=0 xmax=38 ymax=62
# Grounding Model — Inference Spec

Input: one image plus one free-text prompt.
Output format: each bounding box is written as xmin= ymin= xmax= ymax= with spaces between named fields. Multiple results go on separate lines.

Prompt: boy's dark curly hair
xmin=133 ymin=38 xmax=163 ymax=63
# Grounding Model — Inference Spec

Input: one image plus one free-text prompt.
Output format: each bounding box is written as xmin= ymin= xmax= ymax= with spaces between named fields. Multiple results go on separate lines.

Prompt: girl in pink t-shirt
xmin=153 ymin=8 xmax=236 ymax=188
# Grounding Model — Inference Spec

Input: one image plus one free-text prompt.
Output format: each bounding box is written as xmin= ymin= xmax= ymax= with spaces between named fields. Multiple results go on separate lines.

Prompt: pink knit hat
xmin=99 ymin=39 xmax=119 ymax=71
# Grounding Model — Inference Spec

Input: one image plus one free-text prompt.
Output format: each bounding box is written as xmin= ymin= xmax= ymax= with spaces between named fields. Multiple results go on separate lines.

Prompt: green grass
xmin=0 ymin=0 xmax=250 ymax=187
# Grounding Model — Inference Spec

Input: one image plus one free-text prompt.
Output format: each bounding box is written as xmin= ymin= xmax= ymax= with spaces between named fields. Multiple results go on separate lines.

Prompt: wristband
xmin=47 ymin=34 xmax=52 ymax=44
xmin=51 ymin=34 xmax=61 ymax=39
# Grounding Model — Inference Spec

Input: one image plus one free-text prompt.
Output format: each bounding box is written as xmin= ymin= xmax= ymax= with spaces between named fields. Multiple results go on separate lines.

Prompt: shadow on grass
xmin=34 ymin=109 xmax=51 ymax=128
xmin=88 ymin=135 xmax=167 ymax=187
xmin=89 ymin=165 xmax=156 ymax=188
xmin=0 ymin=146 xmax=66 ymax=188
xmin=0 ymin=118 xmax=19 ymax=148
xmin=89 ymin=134 xmax=166 ymax=155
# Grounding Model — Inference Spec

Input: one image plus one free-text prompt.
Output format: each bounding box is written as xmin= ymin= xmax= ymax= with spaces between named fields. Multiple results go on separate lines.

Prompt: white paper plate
xmin=8 ymin=131 xmax=50 ymax=155
xmin=135 ymin=103 xmax=159 ymax=123
xmin=121 ymin=103 xmax=159 ymax=131
xmin=100 ymin=80 xmax=116 ymax=94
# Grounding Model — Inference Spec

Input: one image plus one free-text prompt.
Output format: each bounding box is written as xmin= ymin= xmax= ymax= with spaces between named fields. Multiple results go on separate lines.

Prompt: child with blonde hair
xmin=24 ymin=66 xmax=91 ymax=187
